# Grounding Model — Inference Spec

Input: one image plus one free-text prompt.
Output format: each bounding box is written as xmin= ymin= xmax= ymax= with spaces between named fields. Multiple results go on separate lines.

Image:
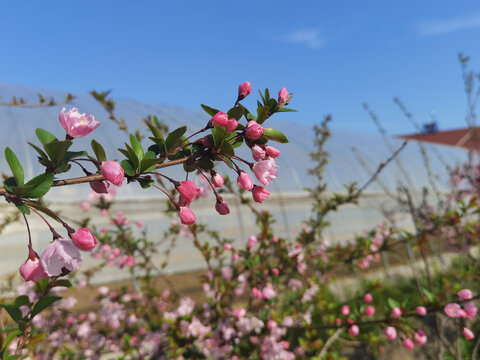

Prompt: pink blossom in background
xmin=79 ymin=201 xmax=91 ymax=212
xmin=341 ymin=305 xmax=350 ymax=316
xmin=392 ymin=307 xmax=402 ymax=318
xmin=415 ymin=306 xmax=427 ymax=316
xmin=248 ymin=235 xmax=258 ymax=249
xmin=262 ymin=285 xmax=276 ymax=300
xmin=100 ymin=161 xmax=124 ymax=187
xmin=365 ymin=305 xmax=375 ymax=317
xmin=71 ymin=228 xmax=98 ymax=251
xmin=40 ymin=240 xmax=82 ymax=276
xmin=252 ymin=158 xmax=279 ymax=186
xmin=221 ymin=266 xmax=233 ymax=281
xmin=383 ymin=326 xmax=397 ymax=341
xmin=403 ymin=338 xmax=414 ymax=350
xmin=464 ymin=302 xmax=478 ymax=319
xmin=444 ymin=303 xmax=462 ymax=318
xmin=238 ymin=81 xmax=252 ymax=100
xmin=245 ymin=120 xmax=265 ymax=140
xmin=232 ymin=253 xmax=239 ymax=261
xmin=364 ymin=293 xmax=373 ymax=303
xmin=348 ymin=325 xmax=359 ymax=337
xmin=464 ymin=327 xmax=475 ymax=340
xmin=415 ymin=330 xmax=427 ymax=346
xmin=136 ymin=221 xmax=144 ymax=228
xmin=458 ymin=289 xmax=473 ymax=301
xmin=278 ymin=87 xmax=289 ymax=104
xmin=59 ymin=107 xmax=100 ymax=138
xmin=223 ymin=243 xmax=232 ymax=251
xmin=272 ymin=268 xmax=279 ymax=276
xmin=237 ymin=171 xmax=254 ymax=191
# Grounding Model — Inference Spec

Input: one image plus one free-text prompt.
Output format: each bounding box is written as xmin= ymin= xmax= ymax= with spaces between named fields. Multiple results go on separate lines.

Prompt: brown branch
xmin=0 ymin=157 xmax=189 ymax=196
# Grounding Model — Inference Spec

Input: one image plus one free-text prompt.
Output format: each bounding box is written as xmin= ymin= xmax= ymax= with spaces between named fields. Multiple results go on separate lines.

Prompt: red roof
xmin=397 ymin=127 xmax=480 ymax=151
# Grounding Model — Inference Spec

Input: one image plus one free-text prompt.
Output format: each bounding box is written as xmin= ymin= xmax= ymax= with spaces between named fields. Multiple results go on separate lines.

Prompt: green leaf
xmin=221 ymin=141 xmax=234 ymax=156
xmin=124 ymin=143 xmax=139 ymax=169
xmin=201 ymin=104 xmax=221 ymax=117
xmin=277 ymin=107 xmax=297 ymax=112
xmin=387 ymin=298 xmax=400 ymax=309
xmin=265 ymin=88 xmax=271 ymax=101
xmin=165 ymin=126 xmax=187 ymax=152
xmin=15 ymin=203 xmax=30 ymax=215
xmin=51 ymin=279 xmax=73 ymax=288
xmin=140 ymin=158 xmax=162 ymax=173
xmin=91 ymin=140 xmax=107 ymax=162
xmin=36 ymin=278 xmax=49 ymax=293
xmin=1 ymin=329 xmax=21 ymax=352
xmin=121 ymin=160 xmax=135 ymax=177
xmin=28 ymin=142 xmax=49 ymax=160
xmin=256 ymin=106 xmax=269 ymax=124
xmin=195 ymin=157 xmax=214 ymax=170
xmin=31 ymin=295 xmax=62 ymax=318
xmin=212 ymin=125 xmax=229 ymax=148
xmin=137 ymin=177 xmax=154 ymax=189
xmin=14 ymin=296 xmax=30 ymax=307
xmin=244 ymin=107 xmax=256 ymax=121
xmin=118 ymin=148 xmax=130 ymax=159
xmin=227 ymin=106 xmax=244 ymax=121
xmin=4 ymin=147 xmax=24 ymax=186
xmin=35 ymin=128 xmax=57 ymax=145
xmin=422 ymin=288 xmax=436 ymax=303
xmin=64 ymin=151 xmax=88 ymax=162
xmin=0 ymin=304 xmax=23 ymax=323
xmin=129 ymin=134 xmax=144 ymax=161
xmin=25 ymin=173 xmax=54 ymax=198
xmin=258 ymin=89 xmax=266 ymax=104
xmin=263 ymin=128 xmax=289 ymax=143
xmin=147 ymin=122 xmax=164 ymax=139
xmin=44 ymin=140 xmax=73 ymax=165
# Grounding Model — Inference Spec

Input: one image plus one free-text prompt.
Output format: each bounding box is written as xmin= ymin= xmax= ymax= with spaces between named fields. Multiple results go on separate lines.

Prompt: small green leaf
xmin=212 ymin=125 xmax=228 ymax=148
xmin=165 ymin=126 xmax=187 ymax=152
xmin=64 ymin=151 xmax=88 ymax=162
xmin=201 ymin=104 xmax=221 ymax=117
xmin=256 ymin=106 xmax=269 ymax=124
xmin=25 ymin=173 xmax=54 ymax=198
xmin=31 ymin=295 xmax=62 ymax=318
xmin=140 ymin=158 xmax=162 ymax=173
xmin=263 ymin=128 xmax=289 ymax=143
xmin=35 ymin=128 xmax=57 ymax=145
xmin=147 ymin=123 xmax=164 ymax=139
xmin=227 ymin=106 xmax=244 ymax=121
xmin=14 ymin=295 xmax=30 ymax=307
xmin=44 ymin=140 xmax=73 ymax=165
xmin=28 ymin=142 xmax=49 ymax=160
xmin=91 ymin=140 xmax=107 ymax=162
xmin=387 ymin=298 xmax=400 ymax=309
xmin=51 ymin=279 xmax=73 ymax=288
xmin=0 ymin=304 xmax=23 ymax=323
xmin=277 ymin=107 xmax=297 ymax=112
xmin=244 ymin=107 xmax=256 ymax=121
xmin=137 ymin=177 xmax=154 ymax=189
xmin=221 ymin=141 xmax=234 ymax=156
xmin=129 ymin=134 xmax=144 ymax=161
xmin=5 ymin=147 xmax=24 ymax=186
xmin=195 ymin=157 xmax=214 ymax=170
xmin=1 ymin=329 xmax=21 ymax=351
xmin=121 ymin=160 xmax=135 ymax=177
xmin=124 ymin=143 xmax=139 ymax=169
xmin=15 ymin=203 xmax=30 ymax=215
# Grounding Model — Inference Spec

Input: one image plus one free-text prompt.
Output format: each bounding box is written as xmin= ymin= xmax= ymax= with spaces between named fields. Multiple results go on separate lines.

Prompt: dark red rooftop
xmin=397 ymin=127 xmax=480 ymax=151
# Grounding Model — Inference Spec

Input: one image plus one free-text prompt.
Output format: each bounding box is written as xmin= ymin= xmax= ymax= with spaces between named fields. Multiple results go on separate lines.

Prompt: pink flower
xmin=349 ymin=325 xmax=359 ymax=337
xmin=211 ymin=112 xmax=229 ymax=127
xmin=245 ymin=120 xmax=265 ymax=140
xmin=464 ymin=327 xmax=475 ymax=340
xmin=233 ymin=308 xmax=246 ymax=318
xmin=211 ymin=172 xmax=224 ymax=187
xmin=364 ymin=293 xmax=373 ymax=303
xmin=341 ymin=305 xmax=350 ymax=316
xmin=79 ymin=201 xmax=91 ymax=212
xmin=262 ymin=285 xmax=276 ymax=300
xmin=278 ymin=87 xmax=289 ymax=104
xmin=458 ymin=289 xmax=473 ymax=301
xmin=265 ymin=145 xmax=281 ymax=158
xmin=224 ymin=243 xmax=232 ymax=251
xmin=215 ymin=199 xmax=230 ymax=215
xmin=40 ymin=239 xmax=82 ymax=276
xmin=136 ymin=221 xmax=144 ymax=228
xmin=19 ymin=251 xmax=48 ymax=282
xmin=100 ymin=161 xmax=124 ymax=187
xmin=252 ymin=186 xmax=270 ymax=203
xmin=251 ymin=145 xmax=266 ymax=161
xmin=464 ymin=302 xmax=477 ymax=319
xmin=221 ymin=266 xmax=233 ymax=281
xmin=248 ymin=235 xmax=257 ymax=249
xmin=232 ymin=253 xmax=239 ymax=261
xmin=237 ymin=171 xmax=254 ymax=191
xmin=415 ymin=306 xmax=427 ymax=316
xmin=59 ymin=107 xmax=100 ymax=138
xmin=392 ymin=307 xmax=402 ymax=318
xmin=177 ymin=180 xmax=199 ymax=203
xmin=383 ymin=326 xmax=397 ymax=341
xmin=444 ymin=303 xmax=462 ymax=318
xmin=365 ymin=305 xmax=375 ymax=317
xmin=225 ymin=118 xmax=239 ymax=133
xmin=71 ymin=228 xmax=98 ymax=251
xmin=90 ymin=180 xmax=109 ymax=194
xmin=252 ymin=158 xmax=279 ymax=186
xmin=178 ymin=206 xmax=196 ymax=225
xmin=272 ymin=268 xmax=279 ymax=276
xmin=238 ymin=81 xmax=252 ymax=100
xmin=414 ymin=330 xmax=427 ymax=346
xmin=403 ymin=338 xmax=414 ymax=350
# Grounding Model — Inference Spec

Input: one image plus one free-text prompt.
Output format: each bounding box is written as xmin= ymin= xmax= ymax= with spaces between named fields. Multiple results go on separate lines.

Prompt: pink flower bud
xmin=90 ymin=180 xmax=109 ymax=194
xmin=178 ymin=206 xmax=196 ymax=225
xmin=100 ymin=161 xmax=124 ymax=187
xmin=136 ymin=221 xmax=144 ymax=228
xmin=349 ymin=325 xmax=359 ymax=337
xmin=365 ymin=305 xmax=375 ymax=317
xmin=262 ymin=286 xmax=276 ymax=300
xmin=71 ymin=228 xmax=98 ymax=251
xmin=237 ymin=171 xmax=254 ymax=191
xmin=458 ymin=289 xmax=473 ymax=301
xmin=79 ymin=201 xmax=91 ymax=212
xmin=233 ymin=308 xmax=246 ymax=318
xmin=211 ymin=112 xmax=229 ymax=127
xmin=414 ymin=330 xmax=427 ymax=346
xmin=383 ymin=326 xmax=397 ymax=340
xmin=238 ymin=81 xmax=252 ymax=100
xmin=245 ymin=120 xmax=264 ymax=140
xmin=267 ymin=319 xmax=277 ymax=330
xmin=225 ymin=118 xmax=239 ymax=133
xmin=415 ymin=306 xmax=427 ymax=316
xmin=265 ymin=146 xmax=281 ymax=158
xmin=251 ymin=145 xmax=266 ymax=161
xmin=278 ymin=87 xmax=289 ymax=104
xmin=59 ymin=107 xmax=100 ymax=138
xmin=215 ymin=200 xmax=230 ymax=215
xmin=100 ymin=209 xmax=108 ymax=216
xmin=248 ymin=235 xmax=257 ymax=249
xmin=20 ymin=252 xmax=48 ymax=282
xmin=176 ymin=180 xmax=199 ymax=203
xmin=364 ymin=293 xmax=373 ymax=303
xmin=253 ymin=158 xmax=279 ymax=186
xmin=341 ymin=305 xmax=350 ymax=316
xmin=211 ymin=172 xmax=224 ymax=188
xmin=464 ymin=302 xmax=478 ymax=319
xmin=392 ymin=307 xmax=402 ymax=318
xmin=232 ymin=253 xmax=239 ymax=261
xmin=272 ymin=268 xmax=279 ymax=276
xmin=402 ymin=338 xmax=414 ymax=350
xmin=252 ymin=185 xmax=270 ymax=203
xmin=464 ymin=327 xmax=475 ymax=340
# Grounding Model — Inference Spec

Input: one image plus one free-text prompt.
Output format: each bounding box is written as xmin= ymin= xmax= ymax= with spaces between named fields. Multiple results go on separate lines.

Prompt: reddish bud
xmin=237 ymin=171 xmax=254 ymax=191
xmin=245 ymin=120 xmax=264 ymax=140
xmin=215 ymin=200 xmax=230 ymax=215
xmin=238 ymin=81 xmax=252 ymax=100
xmin=71 ymin=228 xmax=98 ymax=251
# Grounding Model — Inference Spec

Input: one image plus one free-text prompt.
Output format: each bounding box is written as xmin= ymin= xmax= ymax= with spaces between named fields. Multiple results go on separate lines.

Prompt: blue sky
xmin=1 ymin=1 xmax=480 ymax=135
